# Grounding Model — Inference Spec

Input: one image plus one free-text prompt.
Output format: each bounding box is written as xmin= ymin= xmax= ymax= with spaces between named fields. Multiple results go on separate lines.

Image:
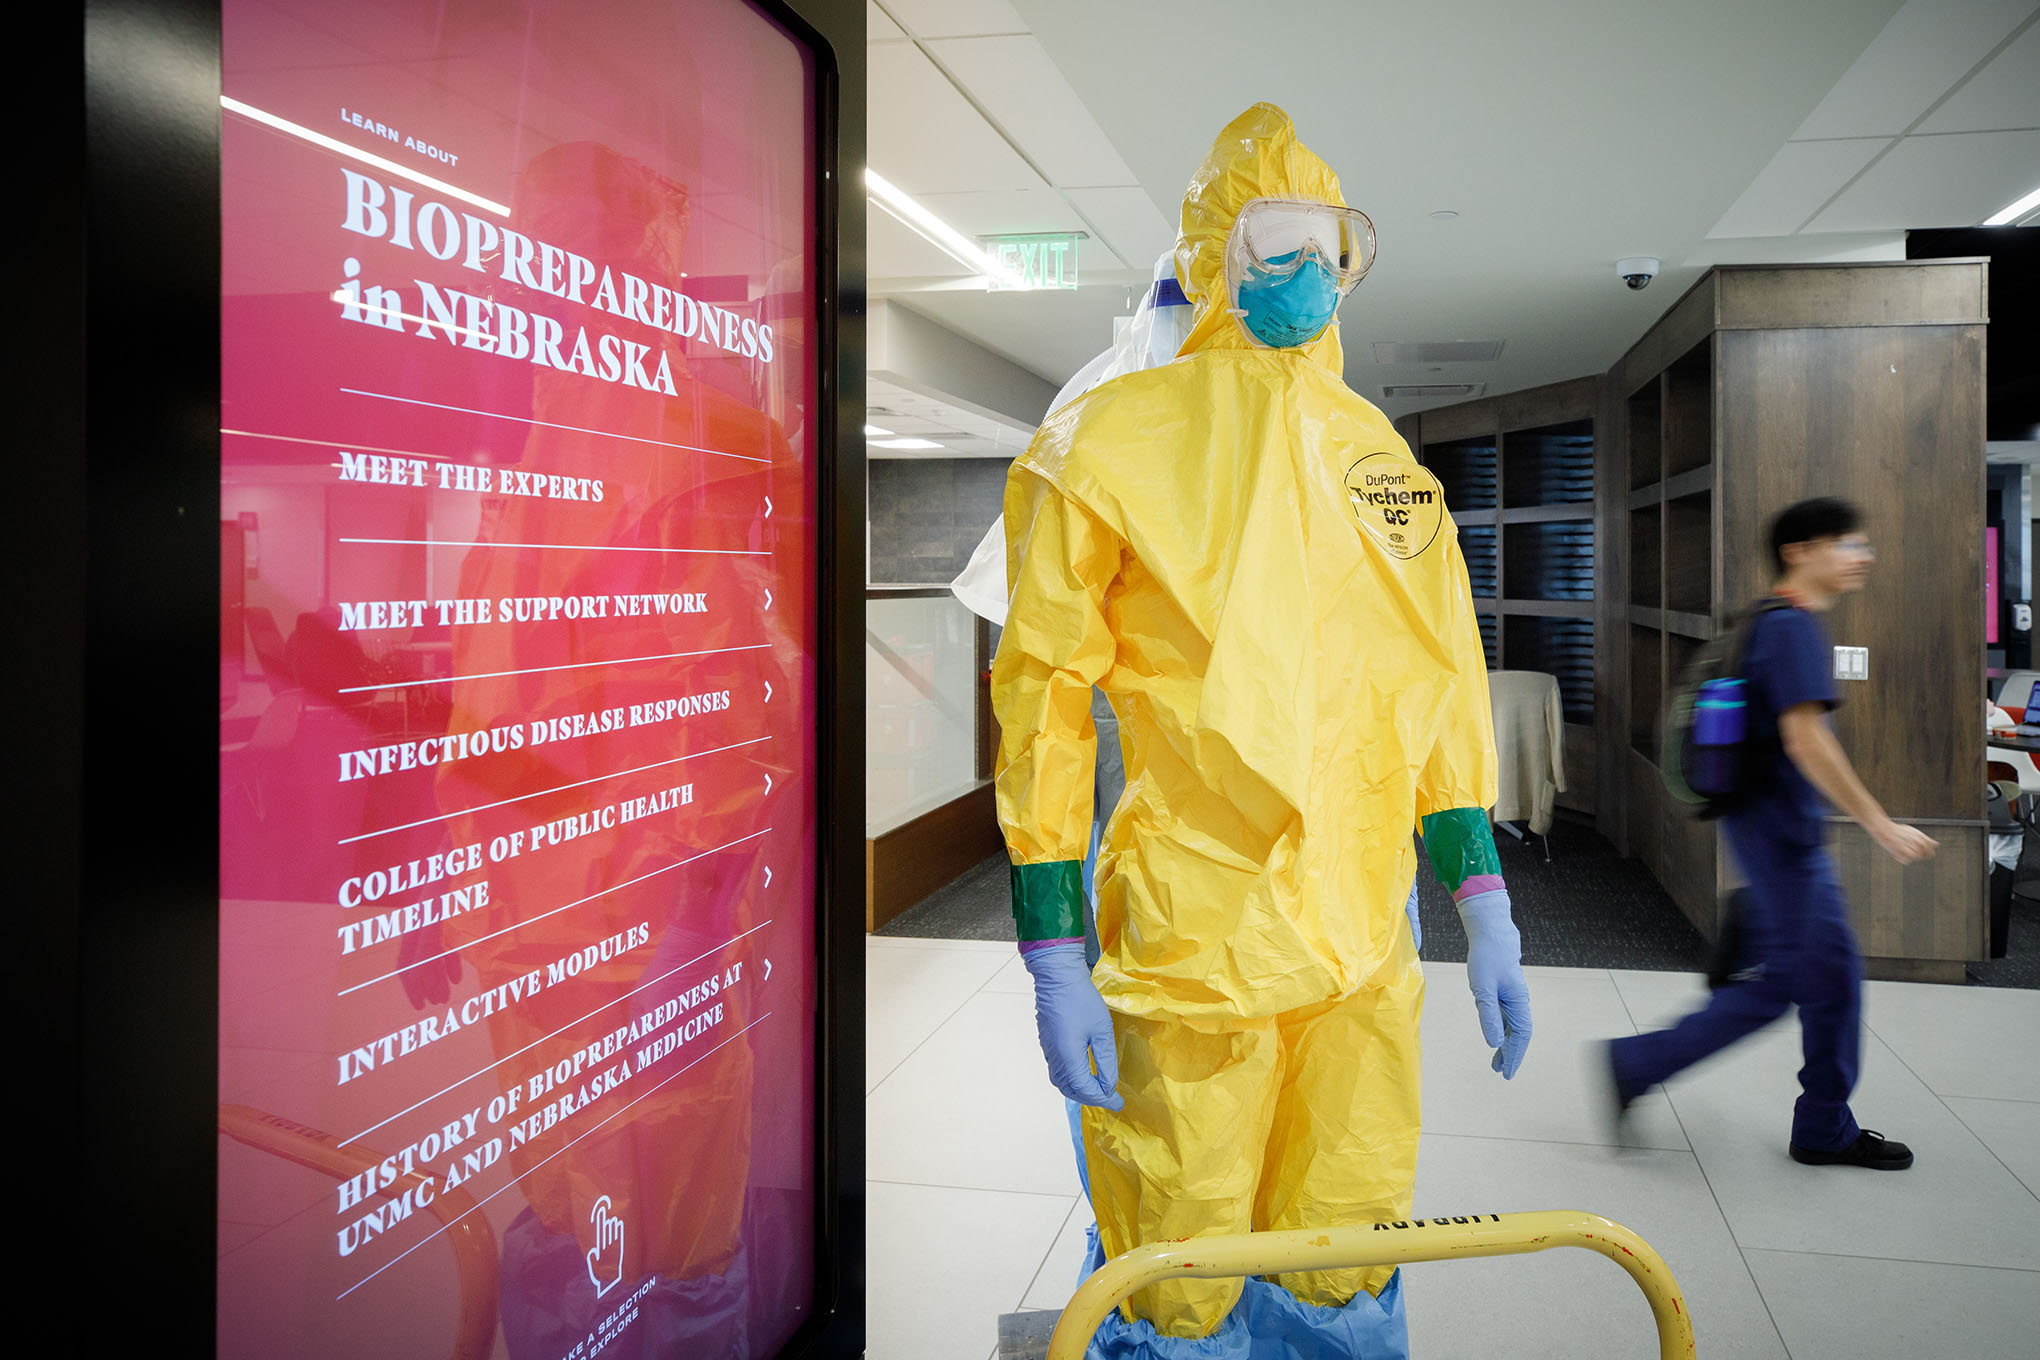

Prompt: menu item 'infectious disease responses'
xmin=218 ymin=3 xmax=822 ymax=1356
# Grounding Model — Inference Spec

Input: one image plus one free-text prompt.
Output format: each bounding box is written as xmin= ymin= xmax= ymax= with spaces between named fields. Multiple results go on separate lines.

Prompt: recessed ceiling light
xmin=1983 ymin=183 xmax=2040 ymax=227
xmin=864 ymin=423 xmax=894 ymax=437
xmin=870 ymin=437 xmax=945 ymax=450
xmin=1428 ymin=210 xmax=1460 ymax=221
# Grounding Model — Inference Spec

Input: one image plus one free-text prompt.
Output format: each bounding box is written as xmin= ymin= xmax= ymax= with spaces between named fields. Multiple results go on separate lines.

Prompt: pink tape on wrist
xmin=1452 ymin=875 xmax=1506 ymax=903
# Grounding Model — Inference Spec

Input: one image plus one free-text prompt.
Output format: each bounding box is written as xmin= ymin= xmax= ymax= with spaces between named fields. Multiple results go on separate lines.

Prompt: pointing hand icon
xmin=586 ymin=1195 xmax=625 ymax=1298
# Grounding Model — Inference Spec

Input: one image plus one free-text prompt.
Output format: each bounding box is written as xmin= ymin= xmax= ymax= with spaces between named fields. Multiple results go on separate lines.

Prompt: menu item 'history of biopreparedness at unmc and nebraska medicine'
xmin=217 ymin=4 xmax=821 ymax=1356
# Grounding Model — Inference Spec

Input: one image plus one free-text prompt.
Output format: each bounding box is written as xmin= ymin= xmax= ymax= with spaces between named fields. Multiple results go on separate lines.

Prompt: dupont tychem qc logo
xmin=1344 ymin=452 xmax=1444 ymax=559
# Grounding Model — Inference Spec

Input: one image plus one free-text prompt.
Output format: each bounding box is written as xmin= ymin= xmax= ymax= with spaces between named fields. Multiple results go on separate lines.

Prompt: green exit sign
xmin=979 ymin=232 xmax=1083 ymax=291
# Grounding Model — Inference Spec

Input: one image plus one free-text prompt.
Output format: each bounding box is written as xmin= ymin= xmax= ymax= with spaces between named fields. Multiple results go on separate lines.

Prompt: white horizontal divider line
xmin=221 ymin=429 xmax=457 ymax=464
xmin=339 ymin=917 xmax=774 ymax=1148
xmin=337 ymin=1010 xmax=774 ymax=1301
xmin=339 ymin=537 xmax=769 ymax=557
xmin=219 ymin=96 xmax=510 ymax=217
xmin=339 ymin=386 xmax=771 ymax=464
xmin=337 ymin=735 xmax=772 ymax=845
xmin=335 ymin=641 xmax=772 ymax=693
xmin=335 ymin=827 xmax=772 ymax=997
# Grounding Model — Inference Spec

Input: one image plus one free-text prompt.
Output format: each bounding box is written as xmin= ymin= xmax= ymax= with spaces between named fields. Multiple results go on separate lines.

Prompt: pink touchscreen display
xmin=218 ymin=3 xmax=821 ymax=1356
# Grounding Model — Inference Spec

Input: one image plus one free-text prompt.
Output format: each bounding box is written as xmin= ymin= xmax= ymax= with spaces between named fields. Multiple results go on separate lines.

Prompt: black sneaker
xmin=1789 ymin=1129 xmax=1914 ymax=1170
xmin=1598 ymin=1042 xmax=1637 ymax=1148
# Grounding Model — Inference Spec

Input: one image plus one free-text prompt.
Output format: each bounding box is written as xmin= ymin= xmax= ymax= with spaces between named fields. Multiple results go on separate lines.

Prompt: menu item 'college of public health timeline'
xmin=217 ymin=4 xmax=820 ymax=1356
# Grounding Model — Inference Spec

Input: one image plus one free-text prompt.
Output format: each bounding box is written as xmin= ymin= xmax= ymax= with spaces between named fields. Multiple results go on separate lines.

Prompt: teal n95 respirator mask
xmin=1224 ymin=197 xmax=1374 ymax=349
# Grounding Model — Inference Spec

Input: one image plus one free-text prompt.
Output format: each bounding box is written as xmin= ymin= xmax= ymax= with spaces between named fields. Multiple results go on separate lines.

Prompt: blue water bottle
xmin=1691 ymin=677 xmax=1747 ymax=796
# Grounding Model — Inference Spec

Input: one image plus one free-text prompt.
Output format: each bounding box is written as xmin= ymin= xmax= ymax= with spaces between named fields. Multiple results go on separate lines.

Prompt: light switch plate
xmin=1833 ymin=645 xmax=1868 ymax=681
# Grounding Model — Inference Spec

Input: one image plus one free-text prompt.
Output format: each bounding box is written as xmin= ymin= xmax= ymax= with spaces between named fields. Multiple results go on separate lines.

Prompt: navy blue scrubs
xmin=1613 ymin=603 xmax=1863 ymax=1152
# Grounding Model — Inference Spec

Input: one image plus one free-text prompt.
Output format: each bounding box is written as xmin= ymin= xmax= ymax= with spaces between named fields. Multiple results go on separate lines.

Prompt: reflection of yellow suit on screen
xmin=993 ymin=104 xmax=1495 ymax=1338
xmin=431 ymin=142 xmax=799 ymax=1307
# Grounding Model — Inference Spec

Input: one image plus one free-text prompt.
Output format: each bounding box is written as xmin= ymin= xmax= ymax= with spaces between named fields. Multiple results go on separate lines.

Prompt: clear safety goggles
xmin=1226 ymin=197 xmax=1376 ymax=288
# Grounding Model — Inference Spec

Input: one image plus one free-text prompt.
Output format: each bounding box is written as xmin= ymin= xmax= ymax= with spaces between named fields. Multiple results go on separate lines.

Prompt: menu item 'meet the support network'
xmin=217 ymin=4 xmax=821 ymax=1356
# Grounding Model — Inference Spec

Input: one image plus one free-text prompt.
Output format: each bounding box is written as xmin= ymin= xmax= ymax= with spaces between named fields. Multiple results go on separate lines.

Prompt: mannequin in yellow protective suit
xmin=994 ymin=104 xmax=1532 ymax=1357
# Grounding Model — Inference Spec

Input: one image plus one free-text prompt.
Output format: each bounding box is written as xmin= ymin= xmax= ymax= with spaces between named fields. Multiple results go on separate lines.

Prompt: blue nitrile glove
xmin=1405 ymin=878 xmax=1423 ymax=953
xmin=1458 ymin=889 xmax=1532 ymax=1078
xmin=1020 ymin=941 xmax=1124 ymax=1110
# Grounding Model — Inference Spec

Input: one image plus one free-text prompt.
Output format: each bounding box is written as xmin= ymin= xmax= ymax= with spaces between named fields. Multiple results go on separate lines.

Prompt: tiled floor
xmin=865 ymin=939 xmax=2040 ymax=1360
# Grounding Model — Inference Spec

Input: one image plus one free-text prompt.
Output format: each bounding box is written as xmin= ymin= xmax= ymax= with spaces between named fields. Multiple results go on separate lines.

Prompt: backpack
xmin=1661 ymin=597 xmax=1794 ymax=820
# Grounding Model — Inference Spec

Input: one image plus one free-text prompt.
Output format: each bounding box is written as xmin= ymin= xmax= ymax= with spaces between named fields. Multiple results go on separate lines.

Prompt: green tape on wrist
xmin=1420 ymin=807 xmax=1501 ymax=893
xmin=1010 ymin=860 xmax=1085 ymax=942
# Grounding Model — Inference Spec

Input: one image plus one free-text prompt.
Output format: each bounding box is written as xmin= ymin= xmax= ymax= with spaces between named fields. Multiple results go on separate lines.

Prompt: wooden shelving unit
xmin=1600 ymin=261 xmax=1988 ymax=972
xmin=1623 ymin=343 xmax=1725 ymax=933
xmin=1399 ymin=376 xmax=1601 ymax=814
xmin=1400 ymin=261 xmax=1988 ymax=979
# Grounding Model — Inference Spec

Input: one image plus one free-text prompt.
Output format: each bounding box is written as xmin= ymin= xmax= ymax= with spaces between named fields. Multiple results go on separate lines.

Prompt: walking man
xmin=1608 ymin=497 xmax=1935 ymax=1169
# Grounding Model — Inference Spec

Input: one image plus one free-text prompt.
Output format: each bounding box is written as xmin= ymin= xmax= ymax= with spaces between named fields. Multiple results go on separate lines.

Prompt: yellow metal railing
xmin=1047 ymin=1210 xmax=1696 ymax=1360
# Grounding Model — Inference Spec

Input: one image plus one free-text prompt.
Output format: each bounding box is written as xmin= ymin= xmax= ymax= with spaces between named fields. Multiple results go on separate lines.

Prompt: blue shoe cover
xmin=1236 ymin=1268 xmax=1407 ymax=1359
xmin=1072 ymin=1223 xmax=1409 ymax=1360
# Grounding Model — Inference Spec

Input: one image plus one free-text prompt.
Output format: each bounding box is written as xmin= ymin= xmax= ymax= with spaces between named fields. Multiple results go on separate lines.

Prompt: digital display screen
xmin=1987 ymin=525 xmax=1999 ymax=646
xmin=217 ymin=3 xmax=820 ymax=1356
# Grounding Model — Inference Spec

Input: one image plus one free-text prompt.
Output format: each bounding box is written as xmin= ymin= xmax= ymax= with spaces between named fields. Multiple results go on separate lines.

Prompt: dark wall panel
xmin=1461 ymin=523 xmax=1498 ymax=598
xmin=1504 ymin=615 xmax=1595 ymax=724
xmin=1503 ymin=520 xmax=1594 ymax=601
xmin=1503 ymin=419 xmax=1593 ymax=507
xmin=1424 ymin=436 xmax=1498 ymax=512
xmin=868 ymin=457 xmax=1010 ymax=584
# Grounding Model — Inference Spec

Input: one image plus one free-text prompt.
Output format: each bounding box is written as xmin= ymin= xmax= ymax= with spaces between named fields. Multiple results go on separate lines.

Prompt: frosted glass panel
xmin=867 ymin=596 xmax=979 ymax=833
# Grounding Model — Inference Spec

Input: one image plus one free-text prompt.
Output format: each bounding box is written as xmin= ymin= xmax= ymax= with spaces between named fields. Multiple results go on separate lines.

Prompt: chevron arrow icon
xmin=763 ymin=865 xmax=773 ymax=887
xmin=763 ymin=496 xmax=773 ymax=517
xmin=763 ymin=588 xmax=773 ymax=610
xmin=764 ymin=680 xmax=773 ymax=703
xmin=763 ymin=958 xmax=773 ymax=981
xmin=763 ymin=772 xmax=774 ymax=795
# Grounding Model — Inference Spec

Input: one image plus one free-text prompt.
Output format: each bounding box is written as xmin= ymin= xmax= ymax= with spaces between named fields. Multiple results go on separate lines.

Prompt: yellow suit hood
xmin=1174 ymin=102 xmax=1346 ymax=373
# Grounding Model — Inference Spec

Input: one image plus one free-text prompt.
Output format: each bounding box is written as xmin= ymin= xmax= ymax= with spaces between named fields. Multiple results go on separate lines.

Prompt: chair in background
xmin=244 ymin=605 xmax=292 ymax=686
xmin=1985 ymin=779 xmax=2030 ymax=960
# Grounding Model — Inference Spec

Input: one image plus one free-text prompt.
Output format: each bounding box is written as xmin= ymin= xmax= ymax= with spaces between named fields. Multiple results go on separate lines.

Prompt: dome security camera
xmin=1617 ymin=256 xmax=1660 ymax=290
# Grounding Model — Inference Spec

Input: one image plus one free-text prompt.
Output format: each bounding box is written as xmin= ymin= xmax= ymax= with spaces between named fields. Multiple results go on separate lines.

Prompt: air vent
xmin=1371 ymin=340 xmax=1504 ymax=364
xmin=1383 ymin=383 xmax=1484 ymax=399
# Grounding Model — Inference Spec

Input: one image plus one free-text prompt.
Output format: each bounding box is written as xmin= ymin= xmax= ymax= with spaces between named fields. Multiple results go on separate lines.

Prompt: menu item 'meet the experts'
xmin=217 ymin=3 xmax=821 ymax=1356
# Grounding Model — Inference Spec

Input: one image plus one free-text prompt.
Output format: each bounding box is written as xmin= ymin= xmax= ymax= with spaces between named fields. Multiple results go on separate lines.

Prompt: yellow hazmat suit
xmin=993 ymin=104 xmax=1497 ymax=1338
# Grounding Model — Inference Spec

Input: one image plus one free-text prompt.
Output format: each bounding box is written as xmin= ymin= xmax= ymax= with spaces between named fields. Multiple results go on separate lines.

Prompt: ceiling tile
xmin=1917 ymin=17 xmax=2040 ymax=132
xmin=869 ymin=206 xmax=982 ymax=279
xmin=1065 ymin=186 xmax=1177 ymax=277
xmin=1706 ymin=137 xmax=1892 ymax=237
xmin=1803 ymin=127 xmax=2040 ymax=229
xmin=868 ymin=41 xmax=1049 ymax=195
xmin=882 ymin=0 xmax=1028 ymax=38
xmin=1077 ymin=236 xmax=1130 ymax=274
xmin=914 ymin=187 xmax=1087 ymax=235
xmin=921 ymin=35 xmax=1139 ymax=189
xmin=1792 ymin=0 xmax=2036 ymax=138
xmin=867 ymin=1 xmax=905 ymax=40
